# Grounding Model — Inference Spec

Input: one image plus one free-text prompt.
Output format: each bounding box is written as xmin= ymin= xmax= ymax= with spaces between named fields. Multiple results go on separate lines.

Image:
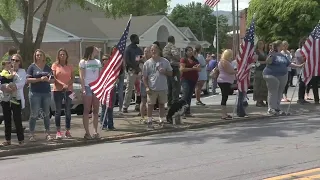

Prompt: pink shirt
xmin=217 ymin=61 xmax=235 ymax=84
xmin=52 ymin=63 xmax=73 ymax=91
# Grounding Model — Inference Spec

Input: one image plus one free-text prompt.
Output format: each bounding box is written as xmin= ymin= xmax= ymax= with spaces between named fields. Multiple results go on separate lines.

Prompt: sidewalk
xmin=0 ymin=100 xmax=318 ymax=157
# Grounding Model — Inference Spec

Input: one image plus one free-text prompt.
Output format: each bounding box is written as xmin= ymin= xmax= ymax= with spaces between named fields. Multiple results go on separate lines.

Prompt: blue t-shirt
xmin=263 ymin=52 xmax=291 ymax=76
xmin=207 ymin=59 xmax=217 ymax=71
xmin=27 ymin=63 xmax=52 ymax=93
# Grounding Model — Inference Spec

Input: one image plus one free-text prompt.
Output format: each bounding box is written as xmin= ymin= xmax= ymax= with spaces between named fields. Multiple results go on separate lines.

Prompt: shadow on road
xmin=120 ymin=112 xmax=320 ymax=146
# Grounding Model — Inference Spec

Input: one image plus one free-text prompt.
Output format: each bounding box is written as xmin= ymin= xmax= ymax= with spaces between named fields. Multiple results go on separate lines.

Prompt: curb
xmin=0 ymin=114 xmax=276 ymax=157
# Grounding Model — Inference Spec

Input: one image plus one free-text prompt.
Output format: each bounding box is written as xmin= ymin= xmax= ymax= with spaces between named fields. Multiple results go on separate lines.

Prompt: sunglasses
xmin=102 ymin=58 xmax=108 ymax=61
xmin=11 ymin=59 xmax=20 ymax=62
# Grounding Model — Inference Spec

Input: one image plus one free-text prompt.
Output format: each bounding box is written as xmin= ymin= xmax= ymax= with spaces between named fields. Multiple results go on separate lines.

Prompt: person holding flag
xmin=298 ymin=22 xmax=320 ymax=105
xmin=90 ymin=15 xmax=132 ymax=134
xmin=236 ymin=16 xmax=256 ymax=117
xmin=99 ymin=54 xmax=116 ymax=130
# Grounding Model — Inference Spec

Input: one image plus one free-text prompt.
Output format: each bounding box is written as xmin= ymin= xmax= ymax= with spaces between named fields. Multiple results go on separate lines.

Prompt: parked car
xmin=49 ymin=79 xmax=83 ymax=117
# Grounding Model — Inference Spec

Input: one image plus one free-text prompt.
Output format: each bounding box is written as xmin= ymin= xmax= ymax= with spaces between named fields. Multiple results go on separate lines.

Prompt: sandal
xmin=29 ymin=135 xmax=36 ymax=142
xmin=84 ymin=133 xmax=92 ymax=140
xmin=1 ymin=141 xmax=11 ymax=146
xmin=92 ymin=133 xmax=100 ymax=139
xmin=221 ymin=115 xmax=232 ymax=120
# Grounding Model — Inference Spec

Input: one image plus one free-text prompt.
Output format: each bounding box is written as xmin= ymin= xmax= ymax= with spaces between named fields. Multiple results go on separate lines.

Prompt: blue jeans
xmin=100 ymin=88 xmax=116 ymax=128
xmin=116 ymin=73 xmax=125 ymax=109
xmin=181 ymin=79 xmax=196 ymax=114
xmin=53 ymin=91 xmax=72 ymax=129
xmin=236 ymin=91 xmax=247 ymax=117
xmin=212 ymin=78 xmax=218 ymax=93
xmin=29 ymin=91 xmax=51 ymax=132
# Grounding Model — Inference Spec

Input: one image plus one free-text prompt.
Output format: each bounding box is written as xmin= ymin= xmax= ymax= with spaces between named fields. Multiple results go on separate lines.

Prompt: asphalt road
xmin=1 ymin=111 xmax=320 ymax=180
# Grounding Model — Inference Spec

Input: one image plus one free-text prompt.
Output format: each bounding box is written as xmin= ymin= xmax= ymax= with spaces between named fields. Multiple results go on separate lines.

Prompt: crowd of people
xmin=0 ymin=34 xmax=315 ymax=145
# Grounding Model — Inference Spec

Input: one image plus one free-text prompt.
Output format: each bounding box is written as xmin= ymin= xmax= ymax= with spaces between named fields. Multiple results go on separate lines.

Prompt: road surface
xmin=1 ymin=111 xmax=319 ymax=180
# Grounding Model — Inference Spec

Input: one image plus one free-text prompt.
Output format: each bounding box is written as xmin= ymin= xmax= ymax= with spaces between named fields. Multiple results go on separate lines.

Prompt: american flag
xmin=301 ymin=23 xmax=320 ymax=84
xmin=204 ymin=0 xmax=220 ymax=7
xmin=236 ymin=17 xmax=255 ymax=93
xmin=89 ymin=16 xmax=132 ymax=107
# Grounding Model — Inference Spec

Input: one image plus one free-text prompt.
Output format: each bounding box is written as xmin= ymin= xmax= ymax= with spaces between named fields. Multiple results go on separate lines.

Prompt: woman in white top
xmin=79 ymin=46 xmax=102 ymax=139
xmin=1 ymin=53 xmax=26 ymax=146
xmin=194 ymin=44 xmax=207 ymax=106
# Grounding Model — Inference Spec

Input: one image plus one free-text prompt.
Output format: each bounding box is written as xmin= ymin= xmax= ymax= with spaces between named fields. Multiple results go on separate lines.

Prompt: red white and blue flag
xmin=236 ymin=17 xmax=255 ymax=92
xmin=204 ymin=0 xmax=220 ymax=7
xmin=90 ymin=16 xmax=132 ymax=107
xmin=301 ymin=22 xmax=320 ymax=84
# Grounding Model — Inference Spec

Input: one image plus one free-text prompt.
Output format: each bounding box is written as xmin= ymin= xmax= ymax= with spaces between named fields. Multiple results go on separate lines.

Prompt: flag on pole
xmin=213 ymin=35 xmax=217 ymax=48
xmin=89 ymin=15 xmax=132 ymax=107
xmin=204 ymin=0 xmax=220 ymax=7
xmin=301 ymin=22 xmax=320 ymax=85
xmin=236 ymin=17 xmax=255 ymax=92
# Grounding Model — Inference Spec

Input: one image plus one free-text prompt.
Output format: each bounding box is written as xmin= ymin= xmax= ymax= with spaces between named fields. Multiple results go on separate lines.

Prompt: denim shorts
xmin=85 ymin=86 xmax=93 ymax=96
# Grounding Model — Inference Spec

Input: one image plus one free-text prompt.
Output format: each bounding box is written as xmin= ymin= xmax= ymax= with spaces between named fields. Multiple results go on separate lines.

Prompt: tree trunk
xmin=20 ymin=42 xmax=34 ymax=121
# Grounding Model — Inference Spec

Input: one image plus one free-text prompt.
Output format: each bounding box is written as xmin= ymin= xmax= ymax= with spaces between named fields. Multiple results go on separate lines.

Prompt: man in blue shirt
xmin=207 ymin=54 xmax=218 ymax=94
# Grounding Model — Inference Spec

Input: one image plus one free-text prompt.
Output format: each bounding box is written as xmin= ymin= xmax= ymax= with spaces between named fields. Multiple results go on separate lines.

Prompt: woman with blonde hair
xmin=27 ymin=49 xmax=54 ymax=141
xmin=1 ymin=54 xmax=26 ymax=146
xmin=52 ymin=48 xmax=74 ymax=139
xmin=217 ymin=49 xmax=237 ymax=119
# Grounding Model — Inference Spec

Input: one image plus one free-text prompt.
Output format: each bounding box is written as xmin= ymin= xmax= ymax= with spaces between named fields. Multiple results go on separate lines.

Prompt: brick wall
xmin=0 ymin=41 xmax=107 ymax=66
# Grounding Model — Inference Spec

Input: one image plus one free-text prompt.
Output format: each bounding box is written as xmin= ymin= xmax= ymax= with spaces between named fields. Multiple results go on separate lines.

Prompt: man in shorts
xmin=142 ymin=44 xmax=173 ymax=129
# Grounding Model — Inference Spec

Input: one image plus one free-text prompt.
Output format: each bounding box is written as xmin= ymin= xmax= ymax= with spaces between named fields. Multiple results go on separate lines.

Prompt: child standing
xmin=0 ymin=60 xmax=19 ymax=105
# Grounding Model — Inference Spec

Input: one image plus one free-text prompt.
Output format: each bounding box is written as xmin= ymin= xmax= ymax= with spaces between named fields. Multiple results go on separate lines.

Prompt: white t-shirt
xmin=79 ymin=59 xmax=102 ymax=86
xmin=281 ymin=50 xmax=292 ymax=71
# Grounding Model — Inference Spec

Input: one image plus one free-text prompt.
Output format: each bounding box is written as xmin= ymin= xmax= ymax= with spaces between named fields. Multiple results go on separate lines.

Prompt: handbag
xmin=210 ymin=67 xmax=219 ymax=79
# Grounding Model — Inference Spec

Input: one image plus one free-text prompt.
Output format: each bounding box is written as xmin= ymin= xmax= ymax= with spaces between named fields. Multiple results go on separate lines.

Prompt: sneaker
xmin=276 ymin=109 xmax=288 ymax=116
xmin=56 ymin=131 xmax=62 ymax=139
xmin=297 ymin=99 xmax=310 ymax=104
xmin=123 ymin=108 xmax=128 ymax=113
xmin=147 ymin=122 xmax=154 ymax=130
xmin=65 ymin=130 xmax=72 ymax=138
xmin=1 ymin=141 xmax=11 ymax=146
xmin=159 ymin=119 xmax=164 ymax=127
xmin=29 ymin=135 xmax=36 ymax=142
xmin=46 ymin=134 xmax=53 ymax=141
xmin=18 ymin=141 xmax=25 ymax=146
xmin=267 ymin=109 xmax=278 ymax=116
xmin=108 ymin=127 xmax=116 ymax=131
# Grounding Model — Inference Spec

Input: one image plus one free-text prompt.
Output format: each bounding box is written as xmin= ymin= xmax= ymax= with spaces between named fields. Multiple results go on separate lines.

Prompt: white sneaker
xmin=267 ymin=109 xmax=277 ymax=116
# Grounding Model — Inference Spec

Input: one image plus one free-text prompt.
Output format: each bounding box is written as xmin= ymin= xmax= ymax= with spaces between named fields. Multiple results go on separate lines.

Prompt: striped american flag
xmin=236 ymin=17 xmax=255 ymax=93
xmin=301 ymin=23 xmax=320 ymax=85
xmin=89 ymin=16 xmax=132 ymax=107
xmin=204 ymin=0 xmax=220 ymax=7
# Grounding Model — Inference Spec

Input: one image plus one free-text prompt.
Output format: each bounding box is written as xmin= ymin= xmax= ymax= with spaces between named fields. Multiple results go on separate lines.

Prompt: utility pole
xmin=232 ymin=0 xmax=236 ymax=59
xmin=236 ymin=0 xmax=239 ymax=52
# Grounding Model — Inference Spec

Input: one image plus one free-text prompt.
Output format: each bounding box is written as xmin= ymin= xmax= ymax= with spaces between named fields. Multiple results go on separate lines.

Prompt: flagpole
xmin=216 ymin=4 xmax=219 ymax=57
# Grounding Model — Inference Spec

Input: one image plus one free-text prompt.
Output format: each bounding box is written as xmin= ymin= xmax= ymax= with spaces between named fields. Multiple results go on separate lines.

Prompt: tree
xmin=247 ymin=0 xmax=320 ymax=48
xmin=0 ymin=0 xmax=169 ymax=120
xmin=169 ymin=2 xmax=229 ymax=52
